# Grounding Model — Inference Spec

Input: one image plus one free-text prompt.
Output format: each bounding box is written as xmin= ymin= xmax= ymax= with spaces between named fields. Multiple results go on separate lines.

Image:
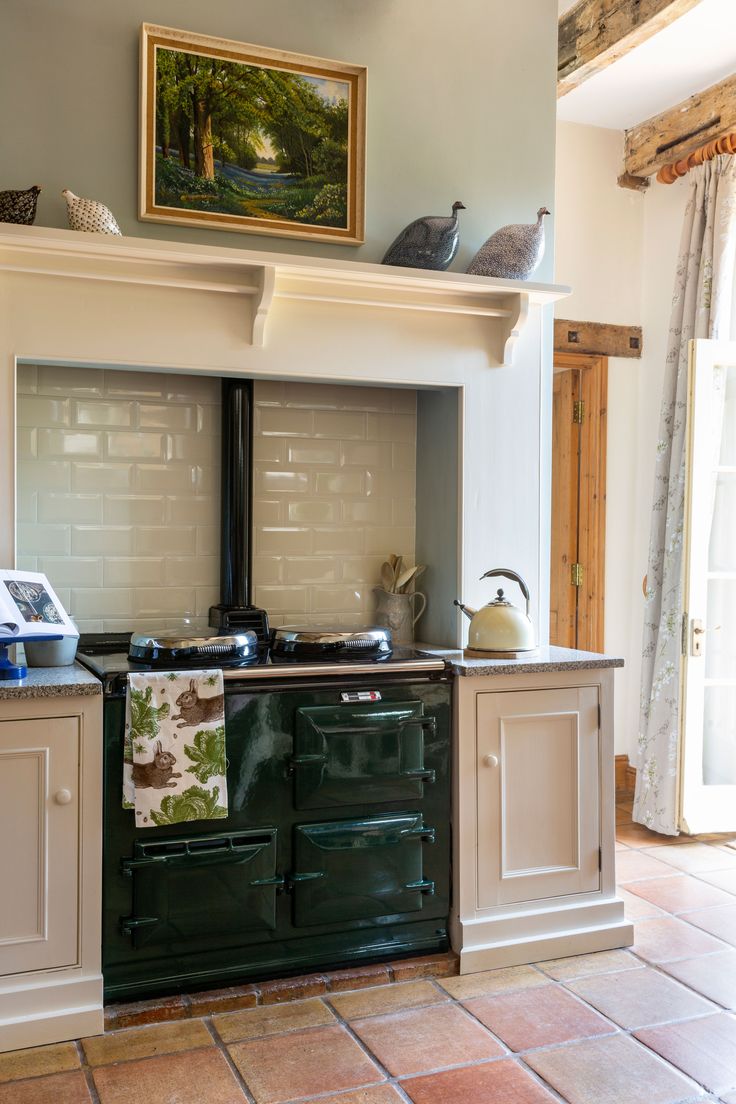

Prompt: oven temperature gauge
xmin=340 ymin=690 xmax=382 ymax=703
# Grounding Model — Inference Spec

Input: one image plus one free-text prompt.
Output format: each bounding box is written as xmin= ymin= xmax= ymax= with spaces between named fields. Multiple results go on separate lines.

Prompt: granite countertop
xmin=417 ymin=643 xmax=624 ymax=677
xmin=0 ymin=662 xmax=102 ymax=700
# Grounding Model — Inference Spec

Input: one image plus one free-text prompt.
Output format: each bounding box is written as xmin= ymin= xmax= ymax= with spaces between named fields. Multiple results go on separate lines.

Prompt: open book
xmin=0 ymin=570 xmax=78 ymax=640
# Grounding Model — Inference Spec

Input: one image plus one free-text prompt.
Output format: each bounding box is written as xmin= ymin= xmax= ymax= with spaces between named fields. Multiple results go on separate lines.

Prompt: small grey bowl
xmin=24 ymin=634 xmax=79 ymax=668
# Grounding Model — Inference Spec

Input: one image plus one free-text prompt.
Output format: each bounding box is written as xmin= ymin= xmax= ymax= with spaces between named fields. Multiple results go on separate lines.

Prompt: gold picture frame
xmin=139 ymin=23 xmax=366 ymax=244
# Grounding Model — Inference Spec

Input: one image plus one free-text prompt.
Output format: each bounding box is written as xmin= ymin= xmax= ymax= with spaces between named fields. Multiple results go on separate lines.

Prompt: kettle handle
xmin=479 ymin=568 xmax=530 ymax=615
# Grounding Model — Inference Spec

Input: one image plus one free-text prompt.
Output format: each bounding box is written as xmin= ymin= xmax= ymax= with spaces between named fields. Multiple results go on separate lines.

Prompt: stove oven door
xmin=291 ymin=812 xmax=435 ymax=926
xmin=291 ymin=701 xmax=436 ymax=809
xmin=120 ymin=829 xmax=280 ymax=948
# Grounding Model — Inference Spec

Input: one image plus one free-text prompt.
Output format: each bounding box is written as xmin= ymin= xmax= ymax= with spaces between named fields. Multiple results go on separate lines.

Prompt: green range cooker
xmin=76 ymin=628 xmax=452 ymax=1001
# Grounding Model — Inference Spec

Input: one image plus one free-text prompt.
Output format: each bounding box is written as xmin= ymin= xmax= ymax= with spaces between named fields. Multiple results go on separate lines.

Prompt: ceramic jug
xmin=373 ymin=587 xmax=427 ymax=644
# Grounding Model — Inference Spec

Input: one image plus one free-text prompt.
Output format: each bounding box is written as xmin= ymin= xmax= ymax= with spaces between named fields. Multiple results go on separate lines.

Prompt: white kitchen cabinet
xmin=452 ymin=660 xmax=632 ymax=972
xmin=0 ymin=684 xmax=103 ymax=1051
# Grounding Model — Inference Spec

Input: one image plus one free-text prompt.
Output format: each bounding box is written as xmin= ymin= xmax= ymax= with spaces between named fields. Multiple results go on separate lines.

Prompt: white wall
xmin=554 ymin=120 xmax=689 ymax=757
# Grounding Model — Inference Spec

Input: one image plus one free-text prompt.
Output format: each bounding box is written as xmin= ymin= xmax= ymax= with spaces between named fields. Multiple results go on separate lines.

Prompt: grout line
xmin=202 ymin=1016 xmax=258 ymax=1104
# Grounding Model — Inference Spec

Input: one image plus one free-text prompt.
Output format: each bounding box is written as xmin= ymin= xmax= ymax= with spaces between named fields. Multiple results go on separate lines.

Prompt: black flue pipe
xmin=220 ymin=378 xmax=253 ymax=608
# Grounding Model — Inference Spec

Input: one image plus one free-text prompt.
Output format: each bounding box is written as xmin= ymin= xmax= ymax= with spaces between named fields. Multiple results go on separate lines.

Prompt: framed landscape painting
xmin=139 ymin=24 xmax=366 ymax=243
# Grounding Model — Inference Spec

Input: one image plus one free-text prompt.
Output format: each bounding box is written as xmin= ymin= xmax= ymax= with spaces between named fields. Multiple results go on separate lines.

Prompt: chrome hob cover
xmin=128 ymin=631 xmax=259 ymax=665
xmin=270 ymin=626 xmax=392 ymax=658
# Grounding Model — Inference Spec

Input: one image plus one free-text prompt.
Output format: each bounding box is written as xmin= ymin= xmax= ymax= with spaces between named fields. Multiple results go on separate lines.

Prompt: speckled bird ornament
xmin=467 ymin=207 xmax=550 ymax=280
xmin=382 ymin=200 xmax=466 ymax=271
xmin=0 ymin=185 xmax=41 ymax=225
xmin=62 ymin=189 xmax=121 ymax=235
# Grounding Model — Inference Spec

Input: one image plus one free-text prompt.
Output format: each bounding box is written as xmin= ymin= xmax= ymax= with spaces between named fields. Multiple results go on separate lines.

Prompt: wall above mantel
xmin=0 ymin=226 xmax=568 ymax=367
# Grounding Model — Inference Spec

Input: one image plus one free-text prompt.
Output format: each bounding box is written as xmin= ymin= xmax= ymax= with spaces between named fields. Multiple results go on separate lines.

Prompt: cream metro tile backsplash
xmin=252 ymin=381 xmax=416 ymax=630
xmin=16 ymin=365 xmax=221 ymax=633
xmin=16 ymin=369 xmax=416 ymax=634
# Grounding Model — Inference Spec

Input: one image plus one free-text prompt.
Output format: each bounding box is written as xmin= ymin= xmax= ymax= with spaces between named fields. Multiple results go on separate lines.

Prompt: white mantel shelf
xmin=0 ymin=225 xmax=569 ymax=366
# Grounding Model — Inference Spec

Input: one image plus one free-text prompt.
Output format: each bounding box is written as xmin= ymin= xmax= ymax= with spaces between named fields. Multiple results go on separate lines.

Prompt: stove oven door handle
xmin=120 ymin=915 xmax=159 ymax=936
xmin=404 ymin=878 xmax=436 ymax=896
xmin=399 ymin=825 xmax=436 ymax=843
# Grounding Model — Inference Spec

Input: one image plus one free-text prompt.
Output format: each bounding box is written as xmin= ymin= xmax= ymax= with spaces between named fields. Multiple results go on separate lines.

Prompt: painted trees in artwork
xmin=154 ymin=47 xmax=350 ymax=227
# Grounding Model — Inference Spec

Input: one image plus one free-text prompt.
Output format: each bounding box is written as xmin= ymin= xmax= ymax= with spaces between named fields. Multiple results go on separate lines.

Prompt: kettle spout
xmin=454 ymin=599 xmax=477 ymax=621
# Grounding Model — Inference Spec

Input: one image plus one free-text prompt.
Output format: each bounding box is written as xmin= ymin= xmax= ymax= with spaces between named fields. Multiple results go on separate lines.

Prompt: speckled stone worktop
xmin=0 ymin=662 xmax=102 ymax=700
xmin=418 ymin=643 xmax=624 ymax=676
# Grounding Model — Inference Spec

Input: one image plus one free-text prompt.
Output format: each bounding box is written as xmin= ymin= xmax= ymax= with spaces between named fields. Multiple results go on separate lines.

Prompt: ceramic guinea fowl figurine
xmin=0 ymin=185 xmax=41 ymax=225
xmin=62 ymin=189 xmax=121 ymax=235
xmin=467 ymin=207 xmax=550 ymax=280
xmin=382 ymin=200 xmax=466 ymax=271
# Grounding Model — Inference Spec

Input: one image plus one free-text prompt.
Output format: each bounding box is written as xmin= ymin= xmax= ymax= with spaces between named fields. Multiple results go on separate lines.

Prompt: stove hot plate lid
xmin=129 ymin=630 xmax=259 ymax=665
xmin=270 ymin=626 xmax=392 ymax=657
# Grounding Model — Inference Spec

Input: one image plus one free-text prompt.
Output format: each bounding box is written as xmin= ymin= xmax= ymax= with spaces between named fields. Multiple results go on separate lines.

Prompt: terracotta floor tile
xmin=438 ymin=964 xmax=549 ymax=1000
xmin=93 ymin=1048 xmax=245 ymax=1104
xmin=0 ymin=1070 xmax=91 ymax=1104
xmin=619 ymin=887 xmax=667 ymax=920
xmin=566 ymin=965 xmax=716 ymax=1028
xmin=524 ymin=1033 xmax=700 ymax=1104
xmin=643 ymin=843 xmax=736 ymax=874
xmin=616 ymin=850 xmax=678 ymax=882
xmin=536 ymin=948 xmax=643 ymax=981
xmin=699 ymin=870 xmax=736 ymax=895
xmin=615 ymin=823 xmax=681 ymax=848
xmin=464 ymin=983 xmax=613 ymax=1050
xmin=228 ymin=1023 xmax=382 ymax=1104
xmin=626 ymin=875 xmax=735 ymax=914
xmin=635 ymin=1013 xmax=736 ymax=1093
xmin=259 ymin=973 xmax=327 ymax=1004
xmin=316 ymin=1088 xmax=404 ymax=1104
xmin=661 ymin=950 xmax=736 ymax=1008
xmin=632 ymin=915 xmax=728 ymax=962
xmin=329 ymin=980 xmax=447 ymax=1020
xmin=0 ymin=1041 xmax=79 ymax=1082
xmin=213 ymin=997 xmax=335 ymax=1043
xmin=686 ymin=905 xmax=736 ymax=947
xmin=350 ymin=1003 xmax=503 ymax=1077
xmin=401 ymin=1058 xmax=558 ymax=1103
xmin=82 ymin=1018 xmax=212 ymax=1066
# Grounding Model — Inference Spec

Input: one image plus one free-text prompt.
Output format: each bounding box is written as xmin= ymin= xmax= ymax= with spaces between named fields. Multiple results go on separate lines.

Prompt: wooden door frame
xmin=552 ymin=352 xmax=608 ymax=653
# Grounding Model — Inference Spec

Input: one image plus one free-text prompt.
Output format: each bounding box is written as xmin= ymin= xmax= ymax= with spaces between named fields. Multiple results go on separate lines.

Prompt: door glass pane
xmin=705 ymin=579 xmax=736 ymax=679
xmin=704 ymin=686 xmax=736 ymax=785
xmin=708 ymin=473 xmax=736 ymax=571
xmin=718 ymin=365 xmax=736 ymax=466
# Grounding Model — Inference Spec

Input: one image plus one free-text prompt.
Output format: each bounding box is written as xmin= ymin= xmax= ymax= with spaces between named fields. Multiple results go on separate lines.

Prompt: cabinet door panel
xmin=0 ymin=718 xmax=79 ymax=974
xmin=476 ymin=688 xmax=600 ymax=908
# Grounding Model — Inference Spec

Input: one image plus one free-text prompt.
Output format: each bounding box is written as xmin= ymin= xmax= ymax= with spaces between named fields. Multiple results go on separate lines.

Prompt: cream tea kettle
xmin=455 ymin=568 xmax=536 ymax=657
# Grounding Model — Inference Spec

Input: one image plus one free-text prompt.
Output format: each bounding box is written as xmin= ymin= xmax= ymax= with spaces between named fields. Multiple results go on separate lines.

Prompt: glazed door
xmin=291 ymin=813 xmax=436 ymax=926
xmin=291 ymin=702 xmax=435 ymax=809
xmin=120 ymin=829 xmax=280 ymax=948
xmin=681 ymin=339 xmax=736 ymax=832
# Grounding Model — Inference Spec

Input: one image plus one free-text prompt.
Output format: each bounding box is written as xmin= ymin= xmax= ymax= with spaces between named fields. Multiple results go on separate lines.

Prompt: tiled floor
xmin=4 ymin=794 xmax=736 ymax=1104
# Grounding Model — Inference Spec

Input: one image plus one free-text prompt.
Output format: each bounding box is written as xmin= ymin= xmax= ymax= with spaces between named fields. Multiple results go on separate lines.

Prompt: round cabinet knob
xmin=54 ymin=789 xmax=72 ymax=805
xmin=483 ymin=754 xmax=499 ymax=768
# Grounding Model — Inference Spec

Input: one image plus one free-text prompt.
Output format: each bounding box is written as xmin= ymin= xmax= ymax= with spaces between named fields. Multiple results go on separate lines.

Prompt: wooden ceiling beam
xmin=624 ymin=71 xmax=736 ymax=179
xmin=558 ymin=0 xmax=704 ymax=97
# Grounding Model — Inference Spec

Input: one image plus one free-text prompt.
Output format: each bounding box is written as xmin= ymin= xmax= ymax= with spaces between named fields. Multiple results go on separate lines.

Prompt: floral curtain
xmin=635 ymin=156 xmax=736 ymax=835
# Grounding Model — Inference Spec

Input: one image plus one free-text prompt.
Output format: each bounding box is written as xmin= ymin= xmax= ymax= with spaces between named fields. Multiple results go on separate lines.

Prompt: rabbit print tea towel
xmin=123 ymin=670 xmax=227 ymax=828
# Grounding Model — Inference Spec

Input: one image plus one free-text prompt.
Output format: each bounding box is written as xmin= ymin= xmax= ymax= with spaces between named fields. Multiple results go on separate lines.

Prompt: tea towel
xmin=123 ymin=670 xmax=227 ymax=828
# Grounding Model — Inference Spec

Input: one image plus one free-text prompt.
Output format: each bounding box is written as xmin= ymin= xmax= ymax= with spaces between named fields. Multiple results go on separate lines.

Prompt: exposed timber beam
xmin=554 ymin=319 xmax=643 ymax=358
xmin=624 ymin=71 xmax=736 ymax=179
xmin=558 ymin=0 xmax=704 ymax=97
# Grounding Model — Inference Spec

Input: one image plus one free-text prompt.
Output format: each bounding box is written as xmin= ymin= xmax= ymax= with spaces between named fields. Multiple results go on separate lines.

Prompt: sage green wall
xmin=2 ymin=0 xmax=557 ymax=274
